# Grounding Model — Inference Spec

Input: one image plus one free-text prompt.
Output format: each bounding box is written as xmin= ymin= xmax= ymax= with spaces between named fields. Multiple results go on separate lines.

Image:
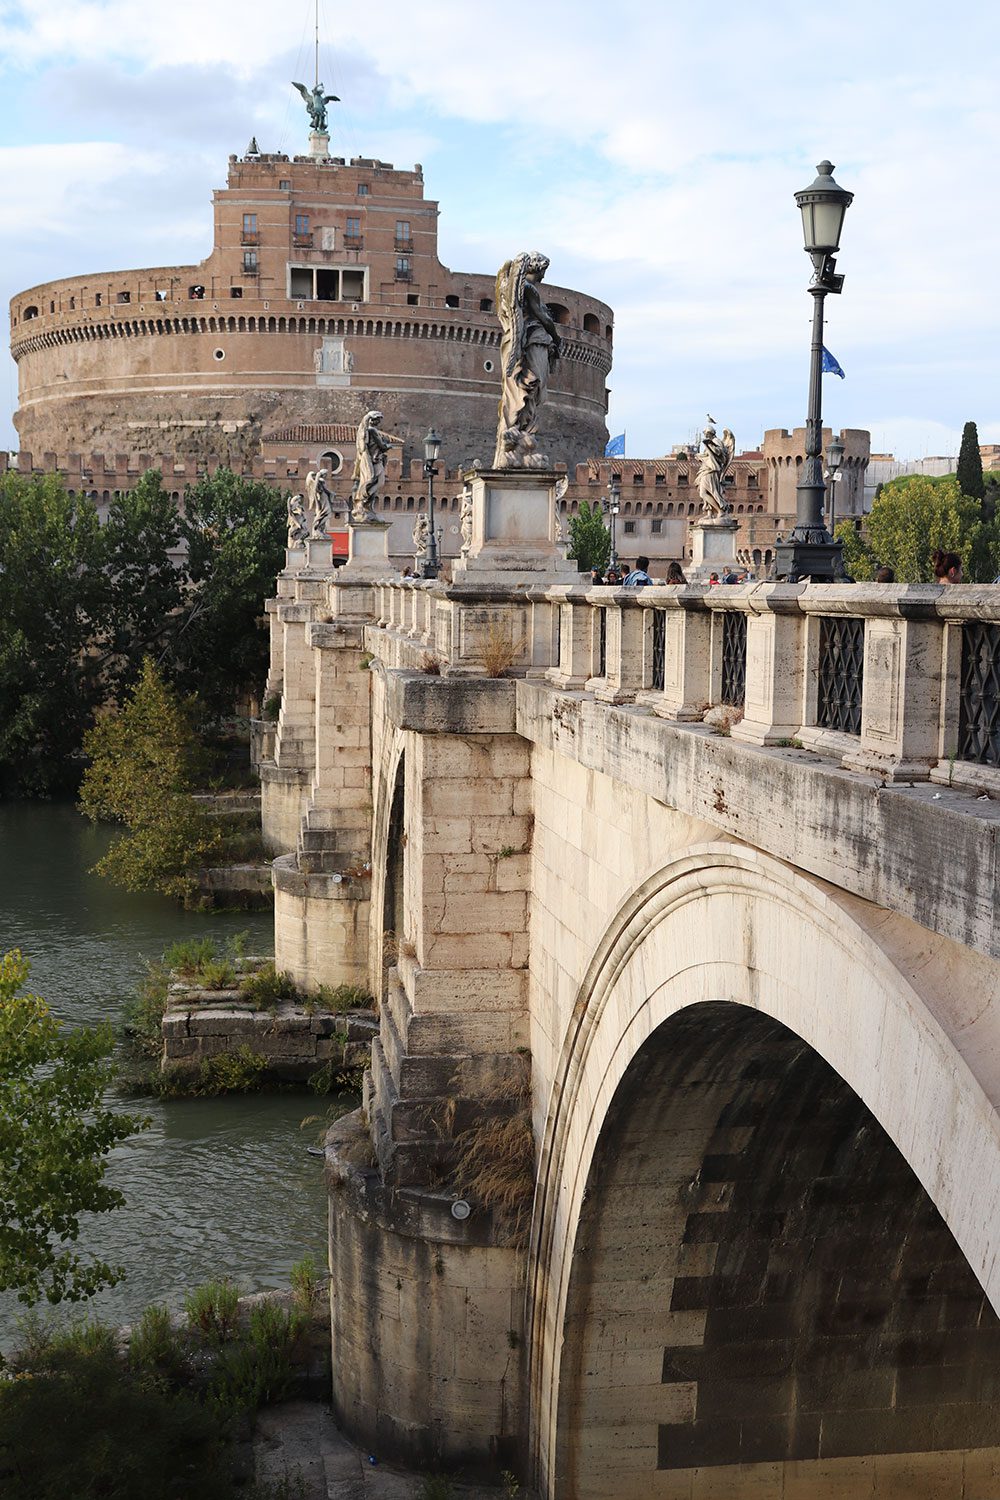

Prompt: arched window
xmin=319 ymin=450 xmax=343 ymax=476
xmin=583 ymin=313 xmax=600 ymax=334
xmin=445 ymin=294 xmax=460 ymax=309
xmin=23 ymin=305 xmax=39 ymax=320
xmin=548 ymin=302 xmax=571 ymax=325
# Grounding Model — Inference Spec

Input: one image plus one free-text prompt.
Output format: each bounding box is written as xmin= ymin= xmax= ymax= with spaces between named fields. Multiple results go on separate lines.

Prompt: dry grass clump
xmin=419 ymin=652 xmax=443 ymax=675
xmin=452 ymin=1074 xmax=534 ymax=1244
xmin=481 ymin=621 xmax=519 ymax=679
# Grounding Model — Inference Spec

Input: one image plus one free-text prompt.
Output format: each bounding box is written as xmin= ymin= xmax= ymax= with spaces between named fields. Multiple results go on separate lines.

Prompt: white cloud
xmin=0 ymin=0 xmax=998 ymax=457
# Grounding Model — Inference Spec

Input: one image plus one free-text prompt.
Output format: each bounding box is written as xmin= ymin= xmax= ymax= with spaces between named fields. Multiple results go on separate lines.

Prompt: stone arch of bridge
xmin=368 ymin=724 xmax=406 ymax=1001
xmin=526 ymin=843 xmax=1000 ymax=1497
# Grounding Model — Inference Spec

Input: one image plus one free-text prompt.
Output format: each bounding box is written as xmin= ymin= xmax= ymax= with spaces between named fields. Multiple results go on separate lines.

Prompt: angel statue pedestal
xmin=308 ymin=130 xmax=330 ymax=160
xmin=342 ymin=519 xmax=391 ymax=576
xmin=451 ymin=469 xmax=577 ymax=585
xmin=687 ymin=515 xmax=739 ymax=582
xmin=305 ymin=536 xmax=333 ymax=568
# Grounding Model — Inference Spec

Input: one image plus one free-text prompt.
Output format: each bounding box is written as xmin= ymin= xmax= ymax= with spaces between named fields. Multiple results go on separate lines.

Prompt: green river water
xmin=0 ymin=802 xmax=330 ymax=1347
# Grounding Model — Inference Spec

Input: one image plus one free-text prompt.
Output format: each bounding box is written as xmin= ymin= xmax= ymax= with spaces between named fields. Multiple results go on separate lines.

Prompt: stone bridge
xmin=257 ymin=476 xmax=1000 ymax=1498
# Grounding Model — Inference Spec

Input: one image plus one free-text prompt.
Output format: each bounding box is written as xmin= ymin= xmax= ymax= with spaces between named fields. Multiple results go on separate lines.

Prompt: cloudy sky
xmin=0 ymin=0 xmax=997 ymax=459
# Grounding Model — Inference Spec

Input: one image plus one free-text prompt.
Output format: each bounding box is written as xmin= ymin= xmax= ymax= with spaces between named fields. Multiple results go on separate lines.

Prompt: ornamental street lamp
xmin=420 ymin=427 xmax=442 ymax=579
xmin=604 ymin=476 xmax=621 ymax=572
xmin=774 ymin=160 xmax=854 ymax=583
xmin=825 ymin=433 xmax=845 ymax=539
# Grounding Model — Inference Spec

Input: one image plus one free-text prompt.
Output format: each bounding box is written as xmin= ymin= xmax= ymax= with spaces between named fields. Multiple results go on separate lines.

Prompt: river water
xmin=0 ymin=802 xmax=330 ymax=1346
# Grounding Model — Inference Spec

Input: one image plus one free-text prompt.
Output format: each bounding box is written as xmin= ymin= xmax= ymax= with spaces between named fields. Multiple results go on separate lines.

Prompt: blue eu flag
xmin=605 ymin=433 xmax=626 ymax=456
xmin=821 ymin=346 xmax=845 ymax=379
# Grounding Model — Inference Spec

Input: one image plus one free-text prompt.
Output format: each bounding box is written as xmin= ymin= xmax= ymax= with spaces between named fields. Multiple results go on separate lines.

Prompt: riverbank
xmin=0 ymin=801 xmax=329 ymax=1347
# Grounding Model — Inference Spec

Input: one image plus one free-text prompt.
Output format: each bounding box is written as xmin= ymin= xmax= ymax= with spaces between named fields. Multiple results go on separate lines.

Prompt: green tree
xmin=0 ymin=476 xmax=105 ymax=795
xmin=567 ymin=499 xmax=611 ymax=573
xmin=170 ymin=469 xmax=286 ymax=713
xmin=98 ymin=472 xmax=186 ymax=696
xmin=835 ymin=474 xmax=1000 ymax=582
xmin=0 ymin=950 xmax=146 ymax=1305
xmin=957 ymin=420 xmax=985 ymax=501
xmin=79 ymin=659 xmax=224 ymax=900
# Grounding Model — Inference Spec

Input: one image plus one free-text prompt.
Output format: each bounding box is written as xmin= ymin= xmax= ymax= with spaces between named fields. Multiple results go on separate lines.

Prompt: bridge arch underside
xmin=555 ymin=1005 xmax=1000 ymax=1498
xmin=532 ymin=849 xmax=1000 ymax=1498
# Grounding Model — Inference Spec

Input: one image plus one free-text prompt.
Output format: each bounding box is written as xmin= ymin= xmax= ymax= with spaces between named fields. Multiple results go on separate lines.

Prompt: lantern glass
xmin=826 ymin=437 xmax=845 ymax=473
xmin=423 ymin=428 xmax=442 ymax=463
xmin=795 ymin=161 xmax=853 ymax=254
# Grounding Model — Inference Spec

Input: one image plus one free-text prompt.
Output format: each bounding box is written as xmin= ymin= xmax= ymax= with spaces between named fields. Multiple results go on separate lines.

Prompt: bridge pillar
xmin=260 ymin=591 xmax=320 ymax=852
xmin=329 ymin=670 xmax=535 ymax=1477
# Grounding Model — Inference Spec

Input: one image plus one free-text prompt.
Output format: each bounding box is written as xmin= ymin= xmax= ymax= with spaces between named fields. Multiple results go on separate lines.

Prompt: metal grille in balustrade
xmin=597 ymin=609 xmax=607 ymax=677
xmin=958 ymin=621 xmax=1000 ymax=767
xmin=720 ymin=611 xmax=747 ymax=706
xmin=651 ymin=610 xmax=666 ymax=691
xmin=817 ymin=616 xmax=864 ymax=735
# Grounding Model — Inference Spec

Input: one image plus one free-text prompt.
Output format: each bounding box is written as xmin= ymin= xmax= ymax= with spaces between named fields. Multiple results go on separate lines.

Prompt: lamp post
xmin=605 ymin=476 xmax=621 ymax=573
xmin=420 ymin=427 xmax=442 ymax=579
xmin=774 ymin=160 xmax=854 ymax=583
xmin=825 ymin=433 xmax=845 ymax=540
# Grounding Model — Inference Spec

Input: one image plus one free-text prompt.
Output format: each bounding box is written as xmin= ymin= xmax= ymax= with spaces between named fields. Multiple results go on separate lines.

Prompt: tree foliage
xmin=79 ymin=659 xmax=224 ymax=900
xmin=957 ymin=419 xmax=985 ymax=501
xmin=100 ymin=472 xmax=186 ymax=697
xmin=168 ymin=470 xmax=286 ymax=714
xmin=567 ymin=499 xmax=611 ymax=573
xmin=0 ymin=476 xmax=104 ymax=795
xmin=835 ymin=474 xmax=1000 ymax=582
xmin=0 ymin=468 xmax=287 ymax=795
xmin=0 ymin=950 xmax=146 ymax=1306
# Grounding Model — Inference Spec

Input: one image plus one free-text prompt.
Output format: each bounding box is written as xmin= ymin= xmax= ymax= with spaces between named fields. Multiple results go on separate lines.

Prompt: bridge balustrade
xmin=340 ymin=573 xmax=1000 ymax=791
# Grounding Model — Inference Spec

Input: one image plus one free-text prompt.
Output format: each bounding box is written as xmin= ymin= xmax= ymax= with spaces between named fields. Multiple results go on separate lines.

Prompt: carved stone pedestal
xmin=284 ymin=545 xmax=306 ymax=573
xmin=688 ymin=515 xmax=739 ymax=582
xmin=451 ymin=468 xmax=578 ymax=584
xmin=305 ymin=536 xmax=333 ymax=569
xmin=308 ymin=130 xmax=330 ymax=160
xmin=341 ymin=520 xmax=391 ymax=577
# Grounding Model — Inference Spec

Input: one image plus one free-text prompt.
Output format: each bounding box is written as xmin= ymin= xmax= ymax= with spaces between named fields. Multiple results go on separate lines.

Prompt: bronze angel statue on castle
xmin=291 ymin=81 xmax=340 ymax=134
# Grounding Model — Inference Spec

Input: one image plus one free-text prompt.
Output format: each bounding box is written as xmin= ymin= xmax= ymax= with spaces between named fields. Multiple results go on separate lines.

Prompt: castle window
xmin=69 ymin=296 xmax=75 ymax=310
xmin=548 ymin=302 xmax=570 ymax=325
xmin=357 ymin=183 xmax=369 ymax=196
xmin=279 ymin=179 xmax=291 ymax=191
xmin=23 ymin=305 xmax=38 ymax=319
xmin=677 ymin=472 xmax=688 ymax=486
xmin=623 ymin=520 xmax=636 ymax=534
xmin=479 ymin=297 xmax=492 ymax=312
xmin=95 ymin=293 xmax=102 ymax=306
xmin=651 ymin=519 xmax=662 ymax=534
xmin=242 ymin=213 xmax=257 ymax=240
xmin=395 ymin=257 xmax=412 ymax=281
xmin=50 ymin=301 xmax=55 ymax=313
xmin=445 ymin=294 xmax=460 ymax=308
xmin=632 ymin=472 xmax=643 ymax=485
xmin=407 ymin=294 xmax=419 ymax=305
xmin=345 ymin=216 xmax=362 ymax=246
xmin=243 ymin=252 xmax=257 ymax=273
xmin=116 ymin=291 xmax=130 ymax=304
xmin=747 ymin=471 xmax=758 ymax=488
xmin=213 ymin=348 xmax=225 ymax=361
xmin=655 ymin=473 xmax=665 ymax=485
xmin=583 ymin=313 xmax=600 ymax=334
xmin=230 ymin=286 xmax=243 ymax=298
xmin=295 ymin=213 xmax=309 ymax=236
xmin=395 ymin=220 xmax=412 ymax=250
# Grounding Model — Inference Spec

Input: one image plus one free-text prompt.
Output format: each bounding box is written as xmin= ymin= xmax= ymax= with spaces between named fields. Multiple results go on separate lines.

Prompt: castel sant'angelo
xmin=6 ymin=84 xmax=868 ymax=570
xmin=8 ymin=94 xmax=614 ymax=478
